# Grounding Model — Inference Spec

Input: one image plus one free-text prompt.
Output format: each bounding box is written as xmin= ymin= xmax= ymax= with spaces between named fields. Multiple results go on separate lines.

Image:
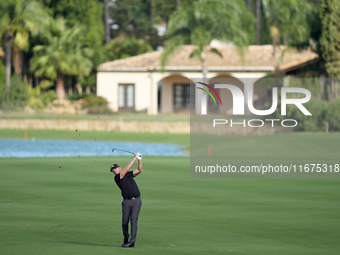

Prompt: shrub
xmin=0 ymin=75 xmax=29 ymax=111
xmin=326 ymin=99 xmax=340 ymax=131
xmin=286 ymin=99 xmax=329 ymax=131
xmin=80 ymin=95 xmax=111 ymax=114
xmin=41 ymin=90 xmax=57 ymax=106
xmin=68 ymin=93 xmax=88 ymax=101
xmin=28 ymin=84 xmax=56 ymax=111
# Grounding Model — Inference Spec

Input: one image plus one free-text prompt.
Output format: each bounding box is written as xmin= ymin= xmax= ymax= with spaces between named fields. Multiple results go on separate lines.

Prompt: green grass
xmin=0 ymin=129 xmax=190 ymax=147
xmin=0 ymin=112 xmax=190 ymax=122
xmin=1 ymin=132 xmax=340 ymax=254
xmin=191 ymin=132 xmax=340 ymax=177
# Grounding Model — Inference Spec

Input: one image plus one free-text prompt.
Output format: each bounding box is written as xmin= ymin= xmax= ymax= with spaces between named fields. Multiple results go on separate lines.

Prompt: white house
xmin=97 ymin=45 xmax=318 ymax=115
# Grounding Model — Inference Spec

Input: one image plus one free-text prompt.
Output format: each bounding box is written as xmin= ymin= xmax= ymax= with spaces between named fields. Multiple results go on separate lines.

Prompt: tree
xmin=108 ymin=0 xmax=161 ymax=48
xmin=104 ymin=0 xmax=111 ymax=45
xmin=247 ymin=0 xmax=252 ymax=11
xmin=0 ymin=0 xmax=48 ymax=89
xmin=104 ymin=36 xmax=153 ymax=61
xmin=36 ymin=0 xmax=105 ymax=66
xmin=176 ymin=0 xmax=181 ymax=11
xmin=161 ymin=0 xmax=253 ymax=115
xmin=161 ymin=0 xmax=254 ymax=81
xmin=320 ymin=0 xmax=340 ymax=78
xmin=30 ymin=18 xmax=93 ymax=100
xmin=320 ymin=0 xmax=340 ymax=100
xmin=153 ymin=0 xmax=197 ymax=24
xmin=109 ymin=0 xmax=155 ymax=38
xmin=256 ymin=0 xmax=261 ymax=45
xmin=262 ymin=0 xmax=312 ymax=78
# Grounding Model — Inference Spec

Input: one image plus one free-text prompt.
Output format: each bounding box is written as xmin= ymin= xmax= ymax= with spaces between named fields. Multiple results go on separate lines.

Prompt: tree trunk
xmin=201 ymin=51 xmax=208 ymax=115
xmin=13 ymin=45 xmax=23 ymax=75
xmin=272 ymin=35 xmax=281 ymax=87
xmin=270 ymin=25 xmax=281 ymax=81
xmin=5 ymin=32 xmax=12 ymax=91
xmin=256 ymin=0 xmax=261 ymax=45
xmin=273 ymin=40 xmax=281 ymax=79
xmin=176 ymin=0 xmax=180 ymax=11
xmin=67 ymin=76 xmax=73 ymax=95
xmin=247 ymin=0 xmax=252 ymax=12
xmin=35 ymin=75 xmax=40 ymax=86
xmin=76 ymin=82 xmax=83 ymax=94
xmin=201 ymin=53 xmax=208 ymax=81
xmin=86 ymin=86 xmax=91 ymax=94
xmin=56 ymin=70 xmax=65 ymax=100
xmin=104 ymin=0 xmax=110 ymax=45
xmin=329 ymin=79 xmax=338 ymax=101
xmin=150 ymin=0 xmax=154 ymax=25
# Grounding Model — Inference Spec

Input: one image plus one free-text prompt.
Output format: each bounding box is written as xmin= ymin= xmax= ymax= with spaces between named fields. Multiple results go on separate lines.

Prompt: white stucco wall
xmin=97 ymin=72 xmax=151 ymax=112
xmin=97 ymin=70 xmax=270 ymax=115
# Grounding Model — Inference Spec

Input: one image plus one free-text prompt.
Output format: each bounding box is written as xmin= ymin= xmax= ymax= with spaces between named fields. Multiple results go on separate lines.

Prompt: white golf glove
xmin=137 ymin=153 xmax=142 ymax=160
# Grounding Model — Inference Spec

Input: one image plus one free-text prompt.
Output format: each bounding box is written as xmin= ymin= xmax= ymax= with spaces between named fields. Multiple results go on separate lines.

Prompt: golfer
xmin=110 ymin=153 xmax=142 ymax=248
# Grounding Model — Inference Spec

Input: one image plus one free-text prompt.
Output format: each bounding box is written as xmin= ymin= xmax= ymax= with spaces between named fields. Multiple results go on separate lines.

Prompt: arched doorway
xmin=158 ymin=74 xmax=191 ymax=114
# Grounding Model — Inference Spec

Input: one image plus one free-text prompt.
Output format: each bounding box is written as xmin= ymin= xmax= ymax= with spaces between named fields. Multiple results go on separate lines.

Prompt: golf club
xmin=112 ymin=147 xmax=135 ymax=155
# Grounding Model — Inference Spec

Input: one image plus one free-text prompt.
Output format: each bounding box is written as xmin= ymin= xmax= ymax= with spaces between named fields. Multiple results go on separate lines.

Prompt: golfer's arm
xmin=133 ymin=159 xmax=142 ymax=177
xmin=120 ymin=157 xmax=137 ymax=179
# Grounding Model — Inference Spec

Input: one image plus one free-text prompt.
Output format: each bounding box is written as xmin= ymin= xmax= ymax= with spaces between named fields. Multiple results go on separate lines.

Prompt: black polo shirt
xmin=114 ymin=171 xmax=140 ymax=199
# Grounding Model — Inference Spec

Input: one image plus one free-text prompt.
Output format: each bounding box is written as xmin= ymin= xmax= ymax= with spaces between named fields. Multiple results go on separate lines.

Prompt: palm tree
xmin=262 ymin=0 xmax=312 ymax=78
xmin=30 ymin=18 xmax=93 ymax=100
xmin=0 ymin=0 xmax=48 ymax=89
xmin=161 ymin=0 xmax=253 ymax=115
xmin=256 ymin=0 xmax=261 ymax=45
xmin=161 ymin=0 xmax=254 ymax=81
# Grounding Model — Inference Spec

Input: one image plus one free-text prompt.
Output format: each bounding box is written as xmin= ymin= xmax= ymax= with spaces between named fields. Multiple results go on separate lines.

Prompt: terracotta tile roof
xmin=97 ymin=45 xmax=318 ymax=72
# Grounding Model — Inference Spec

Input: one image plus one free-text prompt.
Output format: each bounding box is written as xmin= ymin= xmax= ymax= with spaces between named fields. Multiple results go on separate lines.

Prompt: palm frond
xmin=161 ymin=0 xmax=253 ymax=71
xmin=160 ymin=35 xmax=186 ymax=68
xmin=30 ymin=17 xmax=93 ymax=80
xmin=189 ymin=48 xmax=201 ymax=59
xmin=210 ymin=48 xmax=223 ymax=58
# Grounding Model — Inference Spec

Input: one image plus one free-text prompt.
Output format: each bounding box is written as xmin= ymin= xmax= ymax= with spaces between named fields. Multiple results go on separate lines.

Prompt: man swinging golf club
xmin=110 ymin=152 xmax=142 ymax=248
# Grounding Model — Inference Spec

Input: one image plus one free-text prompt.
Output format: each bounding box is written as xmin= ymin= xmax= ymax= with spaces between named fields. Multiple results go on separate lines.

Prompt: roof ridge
xmin=99 ymin=51 xmax=160 ymax=67
xmin=97 ymin=45 xmax=318 ymax=72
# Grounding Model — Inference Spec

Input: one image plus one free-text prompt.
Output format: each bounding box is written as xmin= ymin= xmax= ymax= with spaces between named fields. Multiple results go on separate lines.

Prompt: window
xmin=173 ymin=84 xmax=190 ymax=111
xmin=118 ymin=84 xmax=135 ymax=110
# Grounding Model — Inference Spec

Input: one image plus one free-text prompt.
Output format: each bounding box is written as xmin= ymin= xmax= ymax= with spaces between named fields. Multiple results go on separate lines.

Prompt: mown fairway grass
xmin=1 ymin=130 xmax=340 ymax=254
xmin=0 ymin=129 xmax=190 ymax=146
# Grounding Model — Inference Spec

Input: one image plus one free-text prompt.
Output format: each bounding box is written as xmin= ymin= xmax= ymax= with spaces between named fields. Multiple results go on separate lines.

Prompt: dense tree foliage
xmin=261 ymin=0 xmax=314 ymax=78
xmin=0 ymin=0 xmax=48 ymax=88
xmin=30 ymin=18 xmax=93 ymax=100
xmin=161 ymin=0 xmax=254 ymax=79
xmin=104 ymin=37 xmax=153 ymax=61
xmin=0 ymin=0 xmax=339 ymax=105
xmin=320 ymin=0 xmax=340 ymax=78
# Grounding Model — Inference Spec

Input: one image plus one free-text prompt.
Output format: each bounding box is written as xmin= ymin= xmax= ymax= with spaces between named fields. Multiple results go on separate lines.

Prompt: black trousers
xmin=122 ymin=197 xmax=141 ymax=243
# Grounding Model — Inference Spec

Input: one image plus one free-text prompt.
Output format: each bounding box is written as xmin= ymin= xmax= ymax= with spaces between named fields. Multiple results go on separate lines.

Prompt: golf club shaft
xmin=113 ymin=148 xmax=134 ymax=155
